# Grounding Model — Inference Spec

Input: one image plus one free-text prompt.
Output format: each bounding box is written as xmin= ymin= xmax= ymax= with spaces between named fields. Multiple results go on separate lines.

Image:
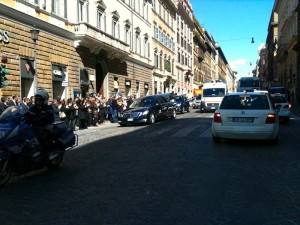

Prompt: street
xmin=0 ymin=109 xmax=300 ymax=225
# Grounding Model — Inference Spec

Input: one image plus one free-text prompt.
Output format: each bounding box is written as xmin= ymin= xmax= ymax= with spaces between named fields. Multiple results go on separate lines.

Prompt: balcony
xmin=73 ymin=22 xmax=130 ymax=60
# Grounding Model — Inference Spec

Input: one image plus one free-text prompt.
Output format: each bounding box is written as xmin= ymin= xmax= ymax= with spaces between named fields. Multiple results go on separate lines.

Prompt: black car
xmin=118 ymin=95 xmax=176 ymax=126
xmin=174 ymin=95 xmax=190 ymax=113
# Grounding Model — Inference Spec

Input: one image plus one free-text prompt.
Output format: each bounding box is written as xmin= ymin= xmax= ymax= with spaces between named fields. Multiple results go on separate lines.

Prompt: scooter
xmin=0 ymin=106 xmax=78 ymax=187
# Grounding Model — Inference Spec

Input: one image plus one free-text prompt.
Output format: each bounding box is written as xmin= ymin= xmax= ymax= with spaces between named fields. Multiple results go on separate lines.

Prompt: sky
xmin=189 ymin=0 xmax=275 ymax=79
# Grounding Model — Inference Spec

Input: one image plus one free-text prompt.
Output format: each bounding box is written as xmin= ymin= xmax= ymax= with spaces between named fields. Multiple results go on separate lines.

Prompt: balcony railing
xmin=73 ymin=22 xmax=130 ymax=57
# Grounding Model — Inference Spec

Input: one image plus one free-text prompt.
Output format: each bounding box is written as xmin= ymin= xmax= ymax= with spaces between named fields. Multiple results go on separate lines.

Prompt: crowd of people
xmin=0 ymin=93 xmax=135 ymax=131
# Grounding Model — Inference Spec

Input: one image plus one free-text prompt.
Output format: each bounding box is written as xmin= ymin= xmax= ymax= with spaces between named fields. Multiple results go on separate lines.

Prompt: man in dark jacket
xmin=0 ymin=96 xmax=8 ymax=115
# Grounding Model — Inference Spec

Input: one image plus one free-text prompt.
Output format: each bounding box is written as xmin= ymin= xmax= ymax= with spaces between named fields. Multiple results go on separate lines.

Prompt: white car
xmin=270 ymin=94 xmax=291 ymax=123
xmin=212 ymin=92 xmax=279 ymax=144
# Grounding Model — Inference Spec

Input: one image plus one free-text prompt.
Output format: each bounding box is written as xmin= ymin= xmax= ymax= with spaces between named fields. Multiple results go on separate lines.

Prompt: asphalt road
xmin=0 ymin=109 xmax=300 ymax=225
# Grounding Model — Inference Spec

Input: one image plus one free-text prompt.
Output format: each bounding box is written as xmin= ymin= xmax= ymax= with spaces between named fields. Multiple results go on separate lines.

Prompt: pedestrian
xmin=8 ymin=94 xmax=19 ymax=106
xmin=0 ymin=96 xmax=8 ymax=115
xmin=77 ymin=99 xmax=87 ymax=130
xmin=20 ymin=97 xmax=31 ymax=110
xmin=51 ymin=99 xmax=60 ymax=121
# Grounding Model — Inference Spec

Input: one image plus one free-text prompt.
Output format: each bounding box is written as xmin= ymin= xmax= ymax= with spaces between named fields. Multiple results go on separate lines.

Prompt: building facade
xmin=0 ymin=0 xmax=153 ymax=100
xmin=0 ymin=0 xmax=235 ymax=101
xmin=174 ymin=0 xmax=194 ymax=97
xmin=151 ymin=0 xmax=177 ymax=95
xmin=193 ymin=16 xmax=206 ymax=91
xmin=270 ymin=0 xmax=299 ymax=101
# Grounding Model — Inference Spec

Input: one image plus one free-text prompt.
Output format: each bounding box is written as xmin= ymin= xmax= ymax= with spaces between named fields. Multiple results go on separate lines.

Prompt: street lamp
xmin=30 ymin=26 xmax=40 ymax=93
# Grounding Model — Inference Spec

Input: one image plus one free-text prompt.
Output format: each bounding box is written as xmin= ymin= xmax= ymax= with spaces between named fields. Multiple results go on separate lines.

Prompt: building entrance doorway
xmin=96 ymin=62 xmax=107 ymax=96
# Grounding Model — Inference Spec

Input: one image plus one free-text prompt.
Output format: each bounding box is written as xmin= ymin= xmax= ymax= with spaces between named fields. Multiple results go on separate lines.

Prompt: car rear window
xmin=271 ymin=96 xmax=287 ymax=103
xmin=220 ymin=95 xmax=270 ymax=110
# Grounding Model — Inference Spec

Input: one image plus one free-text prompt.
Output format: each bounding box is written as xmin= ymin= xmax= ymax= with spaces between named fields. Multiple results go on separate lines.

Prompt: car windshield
xmin=203 ymin=88 xmax=225 ymax=97
xmin=130 ymin=97 xmax=155 ymax=107
xmin=220 ymin=95 xmax=270 ymax=110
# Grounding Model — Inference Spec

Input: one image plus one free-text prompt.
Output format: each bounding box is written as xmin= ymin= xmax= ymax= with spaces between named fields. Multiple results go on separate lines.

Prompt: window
xmin=78 ymin=0 xmax=84 ymax=22
xmin=159 ymin=52 xmax=163 ymax=70
xmin=164 ymin=58 xmax=171 ymax=72
xmin=135 ymin=33 xmax=141 ymax=54
xmin=97 ymin=10 xmax=103 ymax=30
xmin=96 ymin=0 xmax=106 ymax=30
xmin=111 ymin=11 xmax=120 ymax=39
xmin=134 ymin=27 xmax=141 ymax=54
xmin=125 ymin=27 xmax=131 ymax=46
xmin=51 ymin=0 xmax=67 ymax=18
xmin=144 ymin=34 xmax=149 ymax=58
xmin=154 ymin=52 xmax=159 ymax=68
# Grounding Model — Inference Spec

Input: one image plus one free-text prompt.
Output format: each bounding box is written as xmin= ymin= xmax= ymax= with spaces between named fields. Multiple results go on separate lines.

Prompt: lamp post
xmin=30 ymin=26 xmax=40 ymax=93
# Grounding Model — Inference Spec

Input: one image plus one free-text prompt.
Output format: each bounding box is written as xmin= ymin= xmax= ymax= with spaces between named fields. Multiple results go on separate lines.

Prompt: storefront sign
xmin=62 ymin=72 xmax=69 ymax=87
xmin=0 ymin=30 xmax=10 ymax=43
xmin=52 ymin=65 xmax=67 ymax=82
xmin=125 ymin=80 xmax=131 ymax=87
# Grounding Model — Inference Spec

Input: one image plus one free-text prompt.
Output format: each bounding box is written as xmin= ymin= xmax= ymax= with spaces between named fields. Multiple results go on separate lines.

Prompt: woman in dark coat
xmin=77 ymin=99 xmax=87 ymax=130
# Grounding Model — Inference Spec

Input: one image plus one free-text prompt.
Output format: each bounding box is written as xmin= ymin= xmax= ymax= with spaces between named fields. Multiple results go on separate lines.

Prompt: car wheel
xmin=212 ymin=135 xmax=221 ymax=143
xmin=171 ymin=109 xmax=176 ymax=119
xmin=148 ymin=113 xmax=155 ymax=124
xmin=0 ymin=155 xmax=12 ymax=187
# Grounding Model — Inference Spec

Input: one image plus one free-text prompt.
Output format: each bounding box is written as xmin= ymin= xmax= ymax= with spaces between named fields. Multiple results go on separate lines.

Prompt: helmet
xmin=35 ymin=89 xmax=49 ymax=102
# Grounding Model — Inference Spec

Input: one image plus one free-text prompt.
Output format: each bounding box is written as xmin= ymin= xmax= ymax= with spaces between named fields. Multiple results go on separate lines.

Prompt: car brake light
xmin=213 ymin=113 xmax=222 ymax=123
xmin=265 ymin=113 xmax=276 ymax=124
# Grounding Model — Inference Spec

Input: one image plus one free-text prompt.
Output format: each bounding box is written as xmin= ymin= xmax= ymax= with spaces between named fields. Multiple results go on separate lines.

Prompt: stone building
xmin=174 ymin=0 xmax=194 ymax=97
xmin=0 ymin=0 xmax=153 ymax=100
xmin=193 ymin=16 xmax=206 ymax=90
xmin=151 ymin=0 xmax=177 ymax=94
xmin=268 ymin=0 xmax=299 ymax=101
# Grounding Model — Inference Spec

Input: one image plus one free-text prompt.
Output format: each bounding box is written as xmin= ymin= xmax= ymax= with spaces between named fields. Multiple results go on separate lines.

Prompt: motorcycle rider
xmin=25 ymin=89 xmax=55 ymax=158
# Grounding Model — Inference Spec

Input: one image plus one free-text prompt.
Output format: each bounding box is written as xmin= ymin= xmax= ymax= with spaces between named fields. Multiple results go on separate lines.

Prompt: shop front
xmin=52 ymin=65 xmax=67 ymax=100
xmin=20 ymin=58 xmax=35 ymax=98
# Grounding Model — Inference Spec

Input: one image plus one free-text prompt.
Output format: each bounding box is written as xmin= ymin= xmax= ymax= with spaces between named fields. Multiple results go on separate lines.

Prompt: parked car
xmin=270 ymin=94 xmax=291 ymax=123
xmin=173 ymin=95 xmax=190 ymax=113
xmin=212 ymin=92 xmax=279 ymax=144
xmin=193 ymin=95 xmax=202 ymax=109
xmin=118 ymin=95 xmax=176 ymax=126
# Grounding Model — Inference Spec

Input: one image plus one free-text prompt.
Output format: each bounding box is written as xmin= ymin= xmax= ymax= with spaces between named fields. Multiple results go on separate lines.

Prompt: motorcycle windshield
xmin=0 ymin=106 xmax=28 ymax=124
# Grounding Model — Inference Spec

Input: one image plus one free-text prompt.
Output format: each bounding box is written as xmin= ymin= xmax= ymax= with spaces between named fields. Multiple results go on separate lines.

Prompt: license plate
xmin=231 ymin=117 xmax=254 ymax=123
xmin=127 ymin=118 xmax=133 ymax=121
xmin=211 ymin=107 xmax=215 ymax=109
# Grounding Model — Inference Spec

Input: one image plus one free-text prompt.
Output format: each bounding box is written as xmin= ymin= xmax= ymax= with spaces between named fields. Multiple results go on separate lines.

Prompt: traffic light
xmin=0 ymin=63 xmax=10 ymax=88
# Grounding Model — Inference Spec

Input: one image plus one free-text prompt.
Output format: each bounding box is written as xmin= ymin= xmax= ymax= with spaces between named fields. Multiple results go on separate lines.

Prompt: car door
xmin=156 ymin=96 xmax=169 ymax=117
